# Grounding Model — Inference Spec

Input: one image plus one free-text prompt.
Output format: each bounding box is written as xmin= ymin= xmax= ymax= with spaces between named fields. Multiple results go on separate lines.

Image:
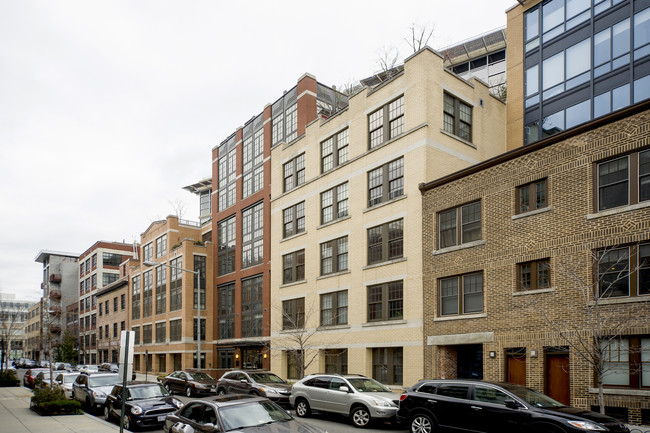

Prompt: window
xmin=113 ymin=323 xmax=118 ymax=338
xmin=287 ymin=350 xmax=303 ymax=380
xmin=320 ymin=290 xmax=348 ymax=326
xmin=368 ymin=158 xmax=404 ymax=207
xmin=324 ymin=349 xmax=348 ymax=374
xmin=105 ymin=300 xmax=109 ymax=315
xmin=438 ymin=201 xmax=481 ymax=249
xmin=91 ymin=274 xmax=97 ymax=288
xmin=372 ymin=347 xmax=403 ymax=385
xmin=132 ymin=275 xmax=141 ymax=320
xmin=518 ymin=259 xmax=550 ymax=291
xmin=156 ymin=235 xmax=167 ymax=258
xmin=285 ymin=103 xmax=298 ymax=142
xmin=218 ymin=283 xmax=235 ymax=340
xmin=321 ymin=183 xmax=348 ymax=224
xmin=218 ymin=140 xmax=237 ymax=212
xmin=242 ymin=202 xmax=264 ymax=268
xmin=518 ymin=179 xmax=548 ymax=213
xmin=283 ymin=154 xmax=305 ymax=192
xmin=169 ymin=320 xmax=181 ymax=342
xmin=594 ymin=18 xmax=631 ymax=78
xmin=321 ymin=237 xmax=348 ymax=276
xmin=443 ymin=93 xmax=472 ymax=142
xmin=321 ymin=128 xmax=349 ymax=173
xmin=440 ymin=272 xmax=484 ymax=316
xmin=369 ymin=96 xmax=404 ymax=148
xmin=142 ymin=324 xmax=152 ymax=344
xmin=282 ymin=298 xmax=304 ymax=330
xmin=283 ymin=202 xmax=305 ymax=238
xmin=143 ymin=243 xmax=153 ymax=262
xmin=193 ymin=256 xmax=206 ymax=310
xmin=282 ymin=250 xmax=305 ymax=284
xmin=103 ymin=273 xmax=119 ymax=286
xmin=156 ymin=322 xmax=166 ymax=343
xmin=597 ymin=150 xmax=650 ymax=211
xmin=155 ymin=265 xmax=166 ymax=314
xmin=241 ymin=276 xmax=263 ymax=337
xmin=113 ymin=296 xmax=118 ymax=312
xmin=367 ymin=281 xmax=403 ymax=321
xmin=92 ymin=253 xmax=97 ymax=268
xmin=542 ymin=38 xmax=590 ymax=100
xmin=217 ymin=216 xmax=236 ymax=275
xmin=193 ymin=319 xmax=206 ymax=341
xmin=598 ymin=243 xmax=649 ymax=298
xmin=170 ymin=257 xmax=182 ymax=311
xmin=367 ymin=219 xmax=403 ymax=265
xmin=601 ymin=336 xmax=650 ymax=388
xmin=142 ymin=270 xmax=152 ymax=318
xmin=103 ymin=252 xmax=121 ymax=267
xmin=121 ymin=294 xmax=125 ymax=310
xmin=242 ymin=127 xmax=264 ymax=199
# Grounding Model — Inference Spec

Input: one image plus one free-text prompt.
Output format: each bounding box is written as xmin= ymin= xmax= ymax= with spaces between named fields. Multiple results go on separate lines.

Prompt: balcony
xmin=48 ymin=306 xmax=62 ymax=316
xmin=49 ymin=274 xmax=62 ymax=283
xmin=49 ymin=289 xmax=61 ymax=299
xmin=50 ymin=325 xmax=61 ymax=334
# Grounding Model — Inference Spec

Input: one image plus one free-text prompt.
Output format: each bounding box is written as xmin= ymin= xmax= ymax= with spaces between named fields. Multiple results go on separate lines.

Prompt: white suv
xmin=289 ymin=374 xmax=400 ymax=428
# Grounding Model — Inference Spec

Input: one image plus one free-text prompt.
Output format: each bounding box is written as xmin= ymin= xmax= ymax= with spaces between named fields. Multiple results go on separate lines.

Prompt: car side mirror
xmin=240 ymin=379 xmax=248 ymax=383
xmin=339 ymin=385 xmax=350 ymax=392
xmin=199 ymin=423 xmax=219 ymax=432
xmin=504 ymin=399 xmax=523 ymax=409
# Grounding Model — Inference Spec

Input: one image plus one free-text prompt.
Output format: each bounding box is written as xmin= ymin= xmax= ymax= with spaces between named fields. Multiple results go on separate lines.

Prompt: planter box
xmin=30 ymin=399 xmax=82 ymax=416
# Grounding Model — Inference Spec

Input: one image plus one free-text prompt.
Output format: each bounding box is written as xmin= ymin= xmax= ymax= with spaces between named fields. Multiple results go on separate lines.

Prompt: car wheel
xmin=294 ymin=399 xmax=311 ymax=418
xmin=123 ymin=415 xmax=136 ymax=431
xmin=185 ymin=386 xmax=193 ymax=397
xmin=410 ymin=414 xmax=434 ymax=433
xmin=217 ymin=388 xmax=226 ymax=396
xmin=350 ymin=406 xmax=371 ymax=428
xmin=103 ymin=405 xmax=112 ymax=422
xmin=164 ymin=383 xmax=172 ymax=394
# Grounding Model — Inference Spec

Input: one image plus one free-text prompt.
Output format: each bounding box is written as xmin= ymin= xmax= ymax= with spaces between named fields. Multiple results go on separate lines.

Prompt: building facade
xmin=269 ymin=48 xmax=506 ymax=387
xmin=0 ymin=293 xmax=33 ymax=360
xmin=24 ymin=300 xmax=43 ymax=361
xmin=96 ymin=270 xmax=130 ymax=365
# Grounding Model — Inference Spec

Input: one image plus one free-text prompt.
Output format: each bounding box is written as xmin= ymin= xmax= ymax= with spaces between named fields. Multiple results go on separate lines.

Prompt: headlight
xmin=261 ymin=387 xmax=278 ymax=394
xmin=92 ymin=391 xmax=106 ymax=398
xmin=372 ymin=399 xmax=392 ymax=407
xmin=172 ymin=398 xmax=184 ymax=408
xmin=130 ymin=406 xmax=143 ymax=415
xmin=566 ymin=420 xmax=607 ymax=431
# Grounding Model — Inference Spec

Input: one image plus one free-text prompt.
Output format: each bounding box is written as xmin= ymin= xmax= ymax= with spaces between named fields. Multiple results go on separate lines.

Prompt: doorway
xmin=505 ymin=348 xmax=526 ymax=385
xmin=546 ymin=349 xmax=570 ymax=405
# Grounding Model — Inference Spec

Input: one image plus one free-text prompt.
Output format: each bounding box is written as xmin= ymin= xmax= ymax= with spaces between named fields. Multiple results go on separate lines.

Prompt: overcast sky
xmin=0 ymin=0 xmax=515 ymax=302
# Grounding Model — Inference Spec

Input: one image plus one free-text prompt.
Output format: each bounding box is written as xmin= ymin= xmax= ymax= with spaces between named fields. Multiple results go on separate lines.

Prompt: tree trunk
xmin=598 ymin=379 xmax=605 ymax=415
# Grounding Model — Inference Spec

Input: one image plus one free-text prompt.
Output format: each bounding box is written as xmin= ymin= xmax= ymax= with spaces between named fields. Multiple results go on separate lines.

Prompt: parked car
xmin=290 ymin=373 xmax=400 ymax=428
xmin=23 ymin=368 xmax=49 ymax=388
xmin=22 ymin=359 xmax=37 ymax=368
xmin=163 ymin=394 xmax=324 ymax=433
xmin=34 ymin=370 xmax=66 ymax=389
xmin=160 ymin=370 xmax=218 ymax=397
xmin=78 ymin=364 xmax=100 ymax=374
xmin=397 ymin=379 xmax=630 ymax=433
xmin=72 ymin=372 xmax=119 ymax=411
xmin=104 ymin=381 xmax=183 ymax=431
xmin=217 ymin=369 xmax=292 ymax=406
xmin=53 ymin=362 xmax=74 ymax=371
xmin=99 ymin=362 xmax=119 ymax=372
xmin=53 ymin=372 xmax=80 ymax=399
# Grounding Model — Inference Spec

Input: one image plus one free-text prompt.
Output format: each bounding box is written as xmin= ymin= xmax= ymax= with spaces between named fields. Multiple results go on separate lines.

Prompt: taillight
xmin=400 ymin=393 xmax=408 ymax=401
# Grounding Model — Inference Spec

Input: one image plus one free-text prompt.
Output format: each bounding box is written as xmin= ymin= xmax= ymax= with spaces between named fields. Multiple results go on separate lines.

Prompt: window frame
xmin=517 ymin=179 xmax=548 ymax=214
xmin=242 ymin=202 xmax=264 ymax=269
xmin=321 ymin=128 xmax=349 ymax=173
xmin=283 ymin=154 xmax=306 ymax=193
xmin=367 ymin=281 xmax=403 ymax=322
xmin=321 ymin=183 xmax=349 ymax=225
xmin=597 ymin=243 xmax=650 ymax=298
xmin=283 ymin=201 xmax=305 ymax=238
xmin=282 ymin=250 xmax=305 ymax=284
xmin=217 ymin=215 xmax=236 ymax=275
xmin=443 ymin=92 xmax=472 ymax=142
xmin=282 ymin=297 xmax=305 ymax=330
xmin=320 ymin=290 xmax=348 ymax=326
xmin=438 ymin=201 xmax=482 ymax=249
xmin=367 ymin=219 xmax=404 ymax=265
xmin=517 ymin=258 xmax=551 ymax=291
xmin=368 ymin=96 xmax=404 ymax=149
xmin=320 ymin=236 xmax=348 ymax=276
xmin=596 ymin=150 xmax=649 ymax=211
xmin=601 ymin=336 xmax=650 ymax=389
xmin=439 ymin=272 xmax=484 ymax=316
xmin=218 ymin=283 xmax=235 ymax=340
xmin=368 ymin=157 xmax=404 ymax=208
xmin=372 ymin=347 xmax=403 ymax=385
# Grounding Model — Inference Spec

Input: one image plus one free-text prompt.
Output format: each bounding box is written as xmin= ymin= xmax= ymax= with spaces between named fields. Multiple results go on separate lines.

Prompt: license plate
xmin=157 ymin=416 xmax=166 ymax=422
xmin=211 ymin=388 xmax=217 ymax=393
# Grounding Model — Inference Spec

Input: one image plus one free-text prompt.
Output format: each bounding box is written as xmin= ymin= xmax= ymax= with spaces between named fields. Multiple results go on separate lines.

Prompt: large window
xmin=218 ymin=283 xmax=235 ymax=340
xmin=103 ymin=252 xmax=122 ymax=267
xmin=367 ymin=281 xmax=403 ymax=321
xmin=438 ymin=201 xmax=481 ymax=249
xmin=518 ymin=259 xmax=550 ymax=291
xmin=218 ymin=140 xmax=237 ymax=212
xmin=131 ymin=275 xmax=140 ymax=320
xmin=193 ymin=319 xmax=206 ymax=341
xmin=193 ymin=256 xmax=206 ymax=310
xmin=369 ymin=96 xmax=404 ymax=148
xmin=320 ymin=290 xmax=348 ymax=326
xmin=597 ymin=243 xmax=649 ymax=298
xmin=440 ymin=272 xmax=484 ymax=316
xmin=283 ymin=154 xmax=305 ymax=192
xmin=170 ymin=257 xmax=182 ymax=311
xmin=143 ymin=324 xmax=152 ymax=344
xmin=282 ymin=250 xmax=305 ymax=284
xmin=155 ymin=265 xmax=166 ymax=314
xmin=242 ymin=126 xmax=264 ymax=199
xmin=155 ymin=322 xmax=166 ymax=343
xmin=372 ymin=347 xmax=403 ymax=385
xmin=368 ymin=158 xmax=404 ymax=207
xmin=169 ymin=320 xmax=181 ymax=342
xmin=242 ymin=276 xmax=263 ymax=337
xmin=601 ymin=336 xmax=650 ymax=388
xmin=321 ymin=237 xmax=348 ymax=276
xmin=443 ymin=93 xmax=472 ymax=142
xmin=321 ymin=183 xmax=348 ymax=224
xmin=597 ymin=150 xmax=650 ymax=211
xmin=272 ymin=92 xmax=298 ymax=146
xmin=321 ymin=129 xmax=349 ymax=173
xmin=242 ymin=202 xmax=263 ymax=268
xmin=282 ymin=298 xmax=305 ymax=330
xmin=103 ymin=273 xmax=119 ymax=286
xmin=142 ymin=270 xmax=152 ymax=318
xmin=143 ymin=243 xmax=153 ymax=263
xmin=324 ymin=349 xmax=348 ymax=374
xmin=218 ymin=216 xmax=236 ymax=275
xmin=283 ymin=202 xmax=305 ymax=238
xmin=518 ymin=179 xmax=548 ymax=214
xmin=156 ymin=234 xmax=167 ymax=258
xmin=367 ymin=219 xmax=403 ymax=265
xmin=542 ymin=38 xmax=590 ymax=100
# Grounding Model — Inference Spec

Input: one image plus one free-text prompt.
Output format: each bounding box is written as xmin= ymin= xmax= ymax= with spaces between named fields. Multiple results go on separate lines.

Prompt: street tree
xmin=404 ymin=22 xmax=435 ymax=53
xmin=0 ymin=300 xmax=29 ymax=370
xmin=55 ymin=330 xmax=78 ymax=363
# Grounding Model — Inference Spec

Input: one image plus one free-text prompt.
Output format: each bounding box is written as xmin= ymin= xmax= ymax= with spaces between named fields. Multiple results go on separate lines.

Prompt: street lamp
xmin=143 ymin=260 xmax=203 ymax=370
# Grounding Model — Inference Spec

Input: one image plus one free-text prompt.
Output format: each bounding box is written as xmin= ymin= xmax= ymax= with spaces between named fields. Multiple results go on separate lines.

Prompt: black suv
xmin=104 ymin=381 xmax=183 ymax=431
xmin=397 ymin=380 xmax=629 ymax=433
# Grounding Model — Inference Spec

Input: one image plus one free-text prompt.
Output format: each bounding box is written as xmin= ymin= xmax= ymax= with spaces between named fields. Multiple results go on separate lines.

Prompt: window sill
xmin=433 ymin=240 xmax=486 ymax=256
xmin=363 ymin=195 xmax=408 ymax=213
xmin=317 ymin=215 xmax=351 ymax=230
xmin=317 ymin=324 xmax=351 ymax=331
xmin=439 ymin=129 xmax=476 ymax=149
xmin=280 ymin=280 xmax=307 ymax=289
xmin=317 ymin=270 xmax=351 ymax=281
xmin=587 ymin=200 xmax=650 ymax=220
xmin=362 ymin=319 xmax=407 ymax=327
xmin=280 ymin=231 xmax=307 ymax=243
xmin=588 ymin=387 xmax=650 ymax=397
xmin=363 ymin=257 xmax=407 ymax=270
xmin=434 ymin=313 xmax=487 ymax=322
xmin=512 ymin=287 xmax=555 ymax=297
xmin=588 ymin=295 xmax=649 ymax=307
xmin=512 ymin=206 xmax=553 ymax=220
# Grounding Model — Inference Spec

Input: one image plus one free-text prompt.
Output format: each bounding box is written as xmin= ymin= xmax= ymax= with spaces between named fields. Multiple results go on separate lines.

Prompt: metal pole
xmin=119 ymin=331 xmax=130 ymax=433
xmin=197 ymin=268 xmax=201 ymax=370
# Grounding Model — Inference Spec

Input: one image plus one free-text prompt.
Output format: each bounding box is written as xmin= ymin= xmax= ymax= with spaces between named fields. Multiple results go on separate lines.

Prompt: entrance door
xmin=457 ymin=344 xmax=483 ymax=380
xmin=546 ymin=353 xmax=570 ymax=405
xmin=506 ymin=352 xmax=526 ymax=386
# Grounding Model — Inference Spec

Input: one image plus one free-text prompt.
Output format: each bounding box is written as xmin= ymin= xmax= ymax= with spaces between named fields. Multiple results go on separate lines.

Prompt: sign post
xmin=119 ymin=330 xmax=134 ymax=433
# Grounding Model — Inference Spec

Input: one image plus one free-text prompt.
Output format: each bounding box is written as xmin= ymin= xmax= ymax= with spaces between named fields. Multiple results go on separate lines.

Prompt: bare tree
xmin=169 ymin=199 xmax=186 ymax=220
xmin=376 ymin=45 xmax=401 ymax=79
xmin=528 ymin=246 xmax=649 ymax=414
xmin=0 ymin=301 xmax=29 ymax=371
xmin=404 ymin=22 xmax=435 ymax=53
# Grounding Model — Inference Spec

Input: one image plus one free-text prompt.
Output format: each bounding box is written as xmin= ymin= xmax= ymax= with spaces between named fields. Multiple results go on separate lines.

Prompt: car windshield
xmin=506 ymin=385 xmax=565 ymax=408
xmin=128 ymin=384 xmax=169 ymax=400
xmin=250 ymin=373 xmax=286 ymax=384
xmin=89 ymin=376 xmax=118 ymax=387
xmin=220 ymin=401 xmax=292 ymax=431
xmin=188 ymin=372 xmax=214 ymax=380
xmin=346 ymin=378 xmax=391 ymax=392
xmin=64 ymin=375 xmax=79 ymax=383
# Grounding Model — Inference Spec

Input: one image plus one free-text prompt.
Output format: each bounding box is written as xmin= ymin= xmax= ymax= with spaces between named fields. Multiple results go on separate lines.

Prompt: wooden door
xmin=546 ymin=354 xmax=570 ymax=405
xmin=506 ymin=354 xmax=526 ymax=385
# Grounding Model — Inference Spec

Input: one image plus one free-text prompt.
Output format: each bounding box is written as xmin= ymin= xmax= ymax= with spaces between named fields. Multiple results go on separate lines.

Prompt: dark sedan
xmin=216 ymin=369 xmax=292 ymax=406
xmin=163 ymin=394 xmax=325 ymax=433
xmin=104 ymin=381 xmax=184 ymax=431
xmin=397 ymin=379 xmax=629 ymax=433
xmin=160 ymin=370 xmax=218 ymax=397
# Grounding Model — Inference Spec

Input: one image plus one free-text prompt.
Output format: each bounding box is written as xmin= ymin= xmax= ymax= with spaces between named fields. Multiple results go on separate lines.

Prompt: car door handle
xmin=427 ymin=399 xmax=437 ymax=404
xmin=470 ymin=406 xmax=482 ymax=411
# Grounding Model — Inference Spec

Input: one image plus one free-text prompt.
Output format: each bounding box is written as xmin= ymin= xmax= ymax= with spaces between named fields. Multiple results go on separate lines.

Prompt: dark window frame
xmin=283 ymin=201 xmax=305 ymax=238
xmin=282 ymin=297 xmax=305 ymax=330
xmin=283 ymin=154 xmax=306 ymax=192
xmin=321 ymin=183 xmax=349 ymax=224
xmin=438 ymin=201 xmax=482 ymax=249
xmin=517 ymin=258 xmax=551 ymax=291
xmin=439 ymin=272 xmax=484 ymax=316
xmin=367 ymin=281 xmax=403 ymax=322
xmin=320 ymin=236 xmax=348 ymax=276
xmin=368 ymin=96 xmax=405 ymax=149
xmin=282 ymin=250 xmax=305 ymax=284
xmin=320 ymin=290 xmax=348 ymax=326
xmin=443 ymin=92 xmax=472 ymax=142
xmin=321 ymin=128 xmax=349 ymax=173
xmin=368 ymin=157 xmax=404 ymax=208
xmin=367 ymin=219 xmax=403 ymax=265
xmin=597 ymin=150 xmax=649 ymax=211
xmin=597 ymin=242 xmax=650 ymax=298
xmin=517 ymin=178 xmax=548 ymax=214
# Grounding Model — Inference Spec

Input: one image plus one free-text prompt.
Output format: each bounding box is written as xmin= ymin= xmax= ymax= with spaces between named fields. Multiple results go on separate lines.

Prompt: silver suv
xmin=72 ymin=372 xmax=119 ymax=411
xmin=289 ymin=373 xmax=400 ymax=428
